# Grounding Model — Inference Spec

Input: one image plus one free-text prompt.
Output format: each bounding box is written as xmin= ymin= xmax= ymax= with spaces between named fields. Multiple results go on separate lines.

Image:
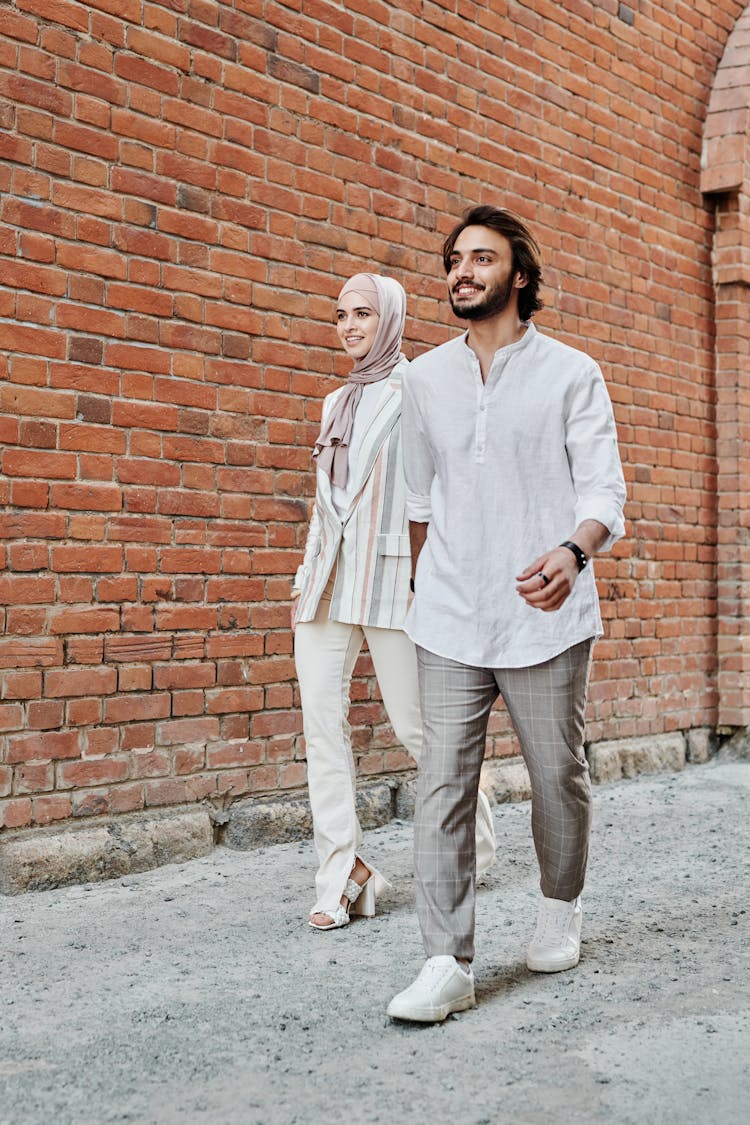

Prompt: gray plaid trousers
xmin=414 ymin=638 xmax=593 ymax=961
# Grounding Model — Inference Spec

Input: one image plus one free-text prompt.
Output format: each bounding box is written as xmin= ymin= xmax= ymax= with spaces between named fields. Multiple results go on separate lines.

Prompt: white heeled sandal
xmin=308 ymin=903 xmax=351 ymax=930
xmin=308 ymin=861 xmax=389 ymax=930
xmin=349 ymin=860 xmax=390 ymax=918
xmin=347 ymin=874 xmax=376 ymax=918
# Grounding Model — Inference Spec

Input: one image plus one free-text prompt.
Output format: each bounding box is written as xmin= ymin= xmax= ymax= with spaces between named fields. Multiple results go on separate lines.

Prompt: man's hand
xmin=516 ymin=546 xmax=580 ymax=612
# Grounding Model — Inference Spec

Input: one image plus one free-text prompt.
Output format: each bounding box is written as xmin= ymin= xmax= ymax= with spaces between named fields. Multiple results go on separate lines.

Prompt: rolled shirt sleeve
xmin=401 ymin=368 xmax=435 ymax=523
xmin=565 ymin=362 xmax=627 ymax=552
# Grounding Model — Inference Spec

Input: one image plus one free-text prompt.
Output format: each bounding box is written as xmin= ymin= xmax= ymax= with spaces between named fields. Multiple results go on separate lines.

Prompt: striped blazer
xmin=293 ymin=357 xmax=411 ymax=630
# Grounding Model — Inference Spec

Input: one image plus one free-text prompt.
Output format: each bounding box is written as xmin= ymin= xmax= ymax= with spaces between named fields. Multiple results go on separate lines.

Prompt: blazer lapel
xmin=313 ymin=385 xmax=345 ymax=525
xmin=315 ymin=458 xmax=339 ymax=524
xmin=344 ymin=377 xmax=402 ymax=520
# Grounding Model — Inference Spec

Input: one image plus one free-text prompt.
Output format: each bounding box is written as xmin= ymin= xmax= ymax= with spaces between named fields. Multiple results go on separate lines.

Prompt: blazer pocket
xmin=376 ymin=533 xmax=410 ymax=556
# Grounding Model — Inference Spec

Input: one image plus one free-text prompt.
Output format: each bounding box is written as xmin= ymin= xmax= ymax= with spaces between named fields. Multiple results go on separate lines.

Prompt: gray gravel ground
xmin=1 ymin=759 xmax=748 ymax=1125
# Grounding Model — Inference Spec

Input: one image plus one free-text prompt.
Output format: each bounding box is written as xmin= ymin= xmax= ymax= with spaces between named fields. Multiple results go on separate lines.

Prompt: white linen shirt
xmin=401 ymin=322 xmax=626 ymax=668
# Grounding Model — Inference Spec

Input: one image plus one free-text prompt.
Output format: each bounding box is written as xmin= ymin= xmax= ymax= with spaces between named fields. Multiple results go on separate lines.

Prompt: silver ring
xmin=538 ymin=572 xmax=550 ymax=587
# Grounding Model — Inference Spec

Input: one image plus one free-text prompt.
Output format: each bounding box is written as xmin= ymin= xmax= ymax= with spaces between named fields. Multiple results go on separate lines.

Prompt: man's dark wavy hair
xmin=442 ymin=205 xmax=544 ymax=322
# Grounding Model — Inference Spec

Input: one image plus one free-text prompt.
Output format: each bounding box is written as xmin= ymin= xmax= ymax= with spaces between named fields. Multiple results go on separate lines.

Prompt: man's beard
xmin=449 ymin=271 xmax=515 ymax=321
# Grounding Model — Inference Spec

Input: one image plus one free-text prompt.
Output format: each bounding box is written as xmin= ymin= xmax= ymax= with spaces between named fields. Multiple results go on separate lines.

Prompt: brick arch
xmin=700 ymin=2 xmax=750 ymax=728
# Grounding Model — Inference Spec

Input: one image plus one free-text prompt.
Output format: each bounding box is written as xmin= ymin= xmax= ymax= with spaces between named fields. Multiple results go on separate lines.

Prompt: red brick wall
xmin=0 ymin=0 xmax=746 ymax=830
xmin=700 ymin=3 xmax=750 ymax=728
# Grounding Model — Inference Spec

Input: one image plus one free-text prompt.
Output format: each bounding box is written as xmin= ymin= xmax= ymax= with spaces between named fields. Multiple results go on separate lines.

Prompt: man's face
xmin=446 ymin=226 xmax=523 ymax=321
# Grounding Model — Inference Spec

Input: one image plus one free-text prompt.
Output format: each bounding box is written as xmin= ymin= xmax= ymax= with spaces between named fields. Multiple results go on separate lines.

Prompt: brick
xmin=6 ymin=73 xmax=72 ymax=115
xmin=114 ymin=51 xmax=180 ymax=96
xmin=5 ymin=351 xmax=72 ymax=396
xmin=171 ymin=690 xmax=205 ymax=717
xmin=0 ymin=638 xmax=62 ymax=669
xmin=153 ymin=663 xmax=216 ymax=690
xmin=50 ymin=545 xmax=122 ymax=576
xmin=111 ymin=401 xmax=179 ymax=431
xmin=12 ymin=761 xmax=53 ymax=795
xmin=69 ymin=790 xmax=109 ymax=817
xmin=32 ymin=793 xmax=73 ymax=825
xmin=59 ymin=577 xmax=97 ymax=604
xmin=206 ymin=687 xmax=264 ymax=715
xmin=104 ymin=692 xmax=171 ymax=723
xmin=0 ymin=9 xmax=39 ymax=43
xmin=142 ymin=778 xmax=190 ymax=807
xmin=206 ymin=740 xmax=264 ymax=769
xmin=155 ymin=605 xmax=217 ymax=630
xmin=109 ymin=782 xmax=144 ymax=814
xmin=2 ymin=670 xmax=43 ymax=699
xmin=252 ymin=710 xmax=302 ymax=738
xmin=49 ymin=607 xmax=120 ymax=634
xmin=0 ymin=703 xmax=24 ymax=732
xmin=50 ymin=483 xmax=122 ymax=511
xmin=8 ymin=729 xmax=81 ymax=764
xmin=45 ymin=667 xmax=117 ymax=698
xmin=18 ymin=421 xmax=56 ymax=450
xmin=2 ymin=449 xmax=76 ymax=480
xmin=0 ymin=574 xmax=55 ymax=604
xmin=114 ymin=664 xmax=150 ymax=692
xmin=7 ymin=607 xmax=48 ymax=635
xmin=57 ymin=757 xmax=129 ymax=788
xmin=160 ymin=548 xmax=222 ymax=574
xmin=27 ymin=700 xmax=65 ymax=729
xmin=174 ymin=745 xmax=205 ymax=773
xmin=217 ymin=723 xmax=255 ymax=763
xmin=128 ymin=748 xmax=169 ymax=778
xmin=155 ymin=717 xmax=220 ymax=745
xmin=0 ymin=797 xmax=33 ymax=828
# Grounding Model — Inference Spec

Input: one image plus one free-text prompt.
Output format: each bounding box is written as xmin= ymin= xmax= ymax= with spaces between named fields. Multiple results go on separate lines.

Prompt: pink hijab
xmin=314 ymin=274 xmax=406 ymax=487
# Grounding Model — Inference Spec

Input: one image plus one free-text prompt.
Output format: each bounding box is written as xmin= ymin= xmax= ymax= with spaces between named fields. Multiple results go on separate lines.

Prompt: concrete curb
xmin=223 ymin=727 xmax=718 ymax=851
xmin=587 ymin=732 xmax=686 ymax=782
xmin=0 ymin=726 xmax=728 ymax=893
xmin=223 ymin=779 xmax=396 ymax=850
xmin=716 ymin=726 xmax=750 ymax=760
xmin=0 ymin=806 xmax=213 ymax=896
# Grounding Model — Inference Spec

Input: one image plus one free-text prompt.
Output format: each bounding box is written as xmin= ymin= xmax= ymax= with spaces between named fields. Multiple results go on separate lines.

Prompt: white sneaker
xmin=526 ymin=895 xmax=582 ymax=973
xmin=387 ymin=956 xmax=476 ymax=1023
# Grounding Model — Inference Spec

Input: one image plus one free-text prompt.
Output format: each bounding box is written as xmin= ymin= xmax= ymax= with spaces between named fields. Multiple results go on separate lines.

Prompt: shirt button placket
xmin=476 ymin=397 xmax=487 ymax=462
xmin=470 ymin=351 xmax=490 ymax=463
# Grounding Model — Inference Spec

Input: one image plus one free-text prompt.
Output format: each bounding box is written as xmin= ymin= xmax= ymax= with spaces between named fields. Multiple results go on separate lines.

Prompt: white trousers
xmin=294 ymin=589 xmax=496 ymax=915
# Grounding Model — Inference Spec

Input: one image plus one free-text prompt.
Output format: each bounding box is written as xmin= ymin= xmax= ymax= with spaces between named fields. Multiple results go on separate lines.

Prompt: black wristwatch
xmin=409 ymin=577 xmax=415 ymax=593
xmin=559 ymin=541 xmax=588 ymax=572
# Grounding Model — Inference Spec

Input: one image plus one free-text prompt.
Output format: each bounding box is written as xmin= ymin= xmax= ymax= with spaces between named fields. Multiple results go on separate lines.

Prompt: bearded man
xmin=388 ymin=205 xmax=627 ymax=1023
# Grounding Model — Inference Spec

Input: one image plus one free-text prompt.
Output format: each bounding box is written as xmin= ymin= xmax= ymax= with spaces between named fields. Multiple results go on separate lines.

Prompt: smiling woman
xmin=290 ymin=272 xmax=497 ymax=932
xmin=335 ymin=293 xmax=380 ymax=359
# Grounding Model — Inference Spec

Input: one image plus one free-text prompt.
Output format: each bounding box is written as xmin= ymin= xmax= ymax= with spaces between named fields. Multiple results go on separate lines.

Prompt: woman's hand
xmin=290 ymin=596 xmax=300 ymax=634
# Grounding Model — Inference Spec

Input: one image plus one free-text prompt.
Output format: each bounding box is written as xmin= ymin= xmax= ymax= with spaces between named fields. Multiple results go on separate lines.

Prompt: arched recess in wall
xmin=700 ymin=3 xmax=750 ymax=730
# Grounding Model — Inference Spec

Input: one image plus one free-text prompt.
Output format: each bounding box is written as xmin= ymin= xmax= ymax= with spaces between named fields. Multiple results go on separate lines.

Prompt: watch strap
xmin=559 ymin=540 xmax=588 ymax=571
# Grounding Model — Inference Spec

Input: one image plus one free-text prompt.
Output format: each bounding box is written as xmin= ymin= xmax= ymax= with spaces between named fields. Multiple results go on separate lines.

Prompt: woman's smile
xmin=336 ymin=290 xmax=380 ymax=359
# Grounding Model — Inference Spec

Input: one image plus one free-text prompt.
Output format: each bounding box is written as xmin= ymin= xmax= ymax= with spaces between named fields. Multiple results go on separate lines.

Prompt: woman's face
xmin=335 ymin=291 xmax=380 ymax=360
